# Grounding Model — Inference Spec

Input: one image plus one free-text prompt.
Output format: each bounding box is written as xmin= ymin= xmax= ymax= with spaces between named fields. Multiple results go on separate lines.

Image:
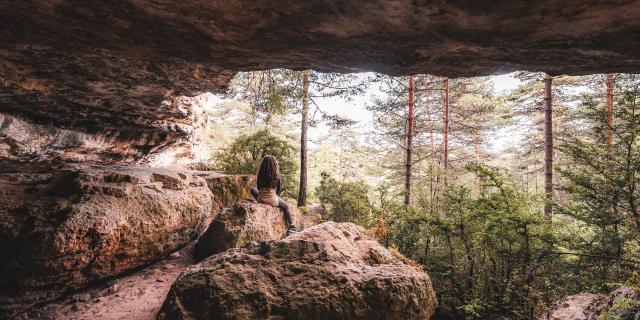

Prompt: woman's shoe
xmin=287 ymin=226 xmax=298 ymax=235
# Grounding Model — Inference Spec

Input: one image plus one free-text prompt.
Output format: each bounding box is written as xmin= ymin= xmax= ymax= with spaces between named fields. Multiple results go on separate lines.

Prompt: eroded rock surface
xmin=194 ymin=200 xmax=301 ymax=259
xmin=194 ymin=172 xmax=255 ymax=218
xmin=540 ymin=286 xmax=640 ymax=320
xmin=0 ymin=113 xmax=145 ymax=163
xmin=540 ymin=293 xmax=607 ymax=320
xmin=0 ymin=162 xmax=213 ymax=317
xmin=3 ymin=1 xmax=640 ymax=158
xmin=159 ymin=222 xmax=437 ymax=320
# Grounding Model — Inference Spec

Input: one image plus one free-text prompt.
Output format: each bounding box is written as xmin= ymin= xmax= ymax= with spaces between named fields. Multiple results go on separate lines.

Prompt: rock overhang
xmin=2 ymin=0 xmax=640 ymax=160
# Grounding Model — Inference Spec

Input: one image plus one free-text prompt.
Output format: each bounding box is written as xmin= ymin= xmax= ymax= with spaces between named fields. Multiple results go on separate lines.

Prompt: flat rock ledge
xmin=159 ymin=221 xmax=437 ymax=320
xmin=193 ymin=172 xmax=255 ymax=219
xmin=194 ymin=200 xmax=301 ymax=260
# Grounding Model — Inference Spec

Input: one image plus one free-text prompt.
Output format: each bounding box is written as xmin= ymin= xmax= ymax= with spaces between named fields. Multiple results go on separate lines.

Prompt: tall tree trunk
xmin=606 ymin=74 xmax=615 ymax=225
xmin=606 ymin=74 xmax=614 ymax=154
xmin=297 ymin=70 xmax=309 ymax=207
xmin=443 ymin=79 xmax=450 ymax=182
xmin=475 ymin=136 xmax=481 ymax=195
xmin=543 ymin=74 xmax=553 ymax=222
xmin=425 ymin=80 xmax=437 ymax=204
xmin=405 ymin=75 xmax=415 ymax=205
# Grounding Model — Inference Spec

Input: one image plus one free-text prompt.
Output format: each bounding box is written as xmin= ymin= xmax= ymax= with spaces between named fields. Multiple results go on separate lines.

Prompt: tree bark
xmin=425 ymin=79 xmax=437 ymax=202
xmin=606 ymin=73 xmax=614 ymax=154
xmin=543 ymin=74 xmax=553 ymax=222
xmin=443 ymin=79 xmax=450 ymax=181
xmin=405 ymin=75 xmax=414 ymax=205
xmin=606 ymin=74 xmax=615 ymax=224
xmin=475 ymin=136 xmax=481 ymax=195
xmin=297 ymin=70 xmax=310 ymax=207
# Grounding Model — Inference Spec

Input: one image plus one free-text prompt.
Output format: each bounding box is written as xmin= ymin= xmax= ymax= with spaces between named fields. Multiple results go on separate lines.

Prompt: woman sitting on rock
xmin=250 ymin=155 xmax=297 ymax=234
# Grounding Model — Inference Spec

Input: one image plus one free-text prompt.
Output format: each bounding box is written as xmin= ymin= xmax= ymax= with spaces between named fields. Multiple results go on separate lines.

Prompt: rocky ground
xmin=2 ymin=163 xmax=434 ymax=320
xmin=540 ymin=286 xmax=640 ymax=320
xmin=19 ymin=242 xmax=197 ymax=320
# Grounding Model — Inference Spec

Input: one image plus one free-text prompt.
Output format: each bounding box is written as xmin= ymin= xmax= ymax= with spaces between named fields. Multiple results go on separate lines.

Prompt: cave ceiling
xmin=2 ymin=0 xmax=640 ymax=157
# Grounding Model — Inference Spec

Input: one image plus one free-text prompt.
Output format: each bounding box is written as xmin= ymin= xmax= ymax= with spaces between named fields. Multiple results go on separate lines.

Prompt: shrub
xmin=212 ymin=129 xmax=298 ymax=197
xmin=315 ymin=171 xmax=371 ymax=225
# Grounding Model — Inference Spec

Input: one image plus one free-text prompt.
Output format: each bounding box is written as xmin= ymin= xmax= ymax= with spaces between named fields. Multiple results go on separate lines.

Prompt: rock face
xmin=0 ymin=162 xmax=214 ymax=317
xmin=540 ymin=293 xmax=607 ymax=320
xmin=540 ymin=286 xmax=640 ymax=320
xmin=0 ymin=113 xmax=145 ymax=163
xmin=159 ymin=222 xmax=437 ymax=320
xmin=194 ymin=200 xmax=301 ymax=259
xmin=3 ymin=1 xmax=640 ymax=158
xmin=194 ymin=173 xmax=256 ymax=218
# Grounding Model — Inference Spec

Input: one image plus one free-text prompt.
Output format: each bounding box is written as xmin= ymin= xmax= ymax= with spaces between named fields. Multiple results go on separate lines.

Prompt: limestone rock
xmin=540 ymin=293 xmax=607 ymax=320
xmin=601 ymin=286 xmax=640 ymax=320
xmin=0 ymin=162 xmax=213 ymax=317
xmin=540 ymin=286 xmax=640 ymax=320
xmin=159 ymin=222 xmax=437 ymax=320
xmin=194 ymin=172 xmax=255 ymax=219
xmin=4 ymin=1 xmax=640 ymax=159
xmin=194 ymin=200 xmax=300 ymax=259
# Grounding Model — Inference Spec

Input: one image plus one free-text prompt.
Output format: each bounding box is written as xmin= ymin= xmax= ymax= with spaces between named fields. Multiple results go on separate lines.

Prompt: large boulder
xmin=0 ymin=162 xmax=213 ymax=317
xmin=194 ymin=200 xmax=301 ymax=259
xmin=159 ymin=222 xmax=437 ymax=320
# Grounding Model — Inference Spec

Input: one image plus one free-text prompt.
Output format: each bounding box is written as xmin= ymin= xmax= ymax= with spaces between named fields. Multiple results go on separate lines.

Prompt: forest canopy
xmin=204 ymin=71 xmax=640 ymax=320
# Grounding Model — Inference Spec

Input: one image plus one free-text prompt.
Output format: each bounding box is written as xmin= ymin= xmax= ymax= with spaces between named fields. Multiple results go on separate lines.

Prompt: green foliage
xmin=598 ymin=298 xmax=637 ymax=320
xmin=557 ymin=79 xmax=640 ymax=289
xmin=315 ymin=172 xmax=372 ymax=225
xmin=212 ymin=129 xmax=298 ymax=197
xmin=414 ymin=164 xmax=552 ymax=319
xmin=210 ymin=72 xmax=640 ymax=320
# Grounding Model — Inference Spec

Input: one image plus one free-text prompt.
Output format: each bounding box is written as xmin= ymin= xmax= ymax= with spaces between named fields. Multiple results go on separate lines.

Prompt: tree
xmin=228 ymin=70 xmax=367 ymax=205
xmin=315 ymin=171 xmax=372 ymax=225
xmin=443 ymin=78 xmax=450 ymax=175
xmin=367 ymin=75 xmax=502 ymax=208
xmin=298 ymin=70 xmax=310 ymax=206
xmin=543 ymin=74 xmax=554 ymax=221
xmin=559 ymin=76 xmax=640 ymax=260
xmin=405 ymin=75 xmax=415 ymax=204
xmin=212 ymin=129 xmax=298 ymax=197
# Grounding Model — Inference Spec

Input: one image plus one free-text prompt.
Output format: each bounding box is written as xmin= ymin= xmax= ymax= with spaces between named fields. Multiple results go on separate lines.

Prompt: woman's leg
xmin=250 ymin=187 xmax=259 ymax=200
xmin=277 ymin=197 xmax=294 ymax=227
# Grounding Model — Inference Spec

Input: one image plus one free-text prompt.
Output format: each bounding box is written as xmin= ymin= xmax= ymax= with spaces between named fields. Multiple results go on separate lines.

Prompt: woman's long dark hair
xmin=256 ymin=155 xmax=280 ymax=189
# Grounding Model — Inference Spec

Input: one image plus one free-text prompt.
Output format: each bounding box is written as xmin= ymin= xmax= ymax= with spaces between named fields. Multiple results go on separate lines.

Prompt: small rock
xmin=107 ymin=283 xmax=119 ymax=295
xmin=93 ymin=298 xmax=101 ymax=303
xmin=14 ymin=313 xmax=29 ymax=320
xmin=170 ymin=252 xmax=180 ymax=259
xmin=73 ymin=293 xmax=91 ymax=302
xmin=164 ymin=263 xmax=175 ymax=269
xmin=156 ymin=278 xmax=165 ymax=282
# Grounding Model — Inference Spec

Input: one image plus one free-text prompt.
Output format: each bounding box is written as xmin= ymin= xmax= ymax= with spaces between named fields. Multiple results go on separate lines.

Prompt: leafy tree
xmin=212 ymin=129 xmax=298 ymax=197
xmin=557 ymin=75 xmax=640 ymax=284
xmin=229 ymin=70 xmax=368 ymax=206
xmin=315 ymin=171 xmax=372 ymax=225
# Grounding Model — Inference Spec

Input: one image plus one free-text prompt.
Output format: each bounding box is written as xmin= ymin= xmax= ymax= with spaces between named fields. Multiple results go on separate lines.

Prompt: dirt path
xmin=20 ymin=243 xmax=198 ymax=320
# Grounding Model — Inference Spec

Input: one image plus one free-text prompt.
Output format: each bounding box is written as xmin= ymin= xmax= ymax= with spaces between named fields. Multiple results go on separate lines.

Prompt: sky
xmin=307 ymin=72 xmax=523 ymax=151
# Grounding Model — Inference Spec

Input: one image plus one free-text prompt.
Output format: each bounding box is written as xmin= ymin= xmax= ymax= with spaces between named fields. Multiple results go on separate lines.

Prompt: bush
xmin=315 ymin=172 xmax=371 ymax=225
xmin=212 ymin=129 xmax=298 ymax=197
